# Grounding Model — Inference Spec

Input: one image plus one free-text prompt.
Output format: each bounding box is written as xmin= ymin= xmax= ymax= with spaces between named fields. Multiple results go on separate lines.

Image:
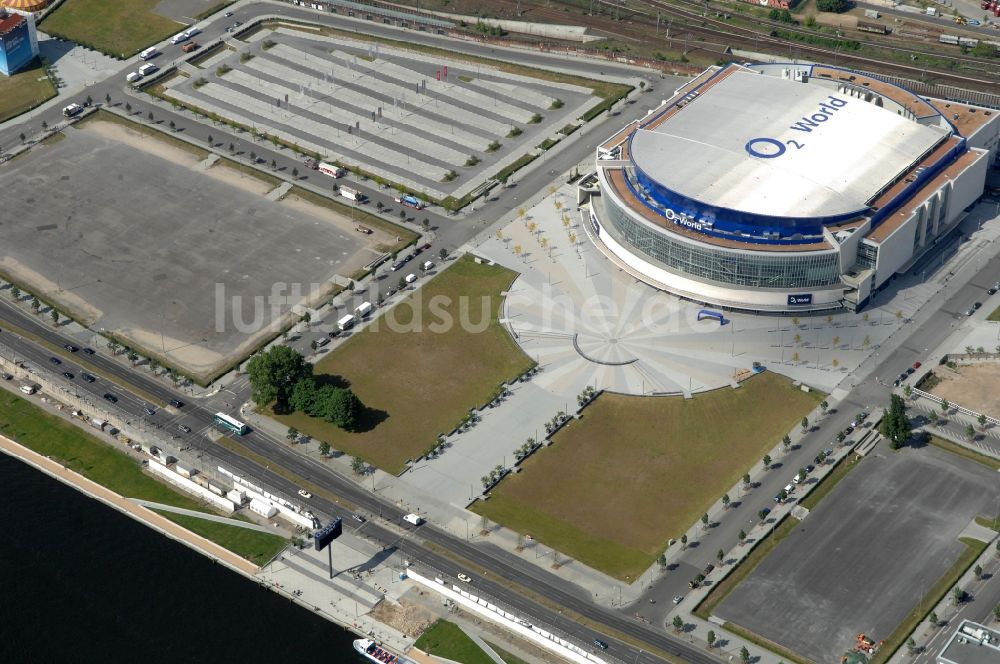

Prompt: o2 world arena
xmin=582 ymin=63 xmax=1000 ymax=312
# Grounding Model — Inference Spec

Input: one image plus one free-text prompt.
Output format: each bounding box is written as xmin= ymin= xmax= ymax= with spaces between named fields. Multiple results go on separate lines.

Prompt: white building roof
xmin=629 ymin=70 xmax=949 ymax=219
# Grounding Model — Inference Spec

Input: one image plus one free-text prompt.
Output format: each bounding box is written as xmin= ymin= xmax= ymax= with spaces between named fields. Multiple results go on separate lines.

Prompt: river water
xmin=0 ymin=453 xmax=361 ymax=663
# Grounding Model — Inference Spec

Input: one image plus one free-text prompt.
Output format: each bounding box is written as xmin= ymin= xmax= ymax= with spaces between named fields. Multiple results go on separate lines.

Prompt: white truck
xmin=170 ymin=32 xmax=189 ymax=44
xmin=62 ymin=103 xmax=83 ymax=117
xmin=140 ymin=47 xmax=158 ymax=60
xmin=403 ymin=513 xmax=423 ymax=526
xmin=183 ymin=27 xmax=201 ymax=39
xmin=337 ymin=314 xmax=357 ymax=331
xmin=19 ymin=384 xmax=37 ymax=395
xmin=318 ymin=162 xmax=346 ymax=178
xmin=339 ymin=186 xmax=366 ymax=203
xmin=355 ymin=301 xmax=373 ymax=317
xmin=925 ymin=6 xmax=938 ymax=15
xmin=126 ymin=71 xmax=142 ymax=83
xmin=138 ymin=63 xmax=158 ymax=76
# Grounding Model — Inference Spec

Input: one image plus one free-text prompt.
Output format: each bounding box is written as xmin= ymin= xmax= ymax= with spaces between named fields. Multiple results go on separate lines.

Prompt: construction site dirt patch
xmin=930 ymin=363 xmax=1000 ymax=419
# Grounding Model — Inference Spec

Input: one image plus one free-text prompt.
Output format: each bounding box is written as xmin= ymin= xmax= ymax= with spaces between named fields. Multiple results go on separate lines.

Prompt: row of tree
xmin=247 ymin=345 xmax=363 ymax=430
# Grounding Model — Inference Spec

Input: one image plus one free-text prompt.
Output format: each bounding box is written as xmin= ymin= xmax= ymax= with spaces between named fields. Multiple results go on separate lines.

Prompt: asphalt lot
xmin=715 ymin=443 xmax=1000 ymax=663
xmin=0 ymin=124 xmax=368 ymax=380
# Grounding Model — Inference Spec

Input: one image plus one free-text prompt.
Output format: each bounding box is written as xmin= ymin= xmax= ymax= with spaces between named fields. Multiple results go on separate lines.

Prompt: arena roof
xmin=629 ymin=69 xmax=949 ymax=220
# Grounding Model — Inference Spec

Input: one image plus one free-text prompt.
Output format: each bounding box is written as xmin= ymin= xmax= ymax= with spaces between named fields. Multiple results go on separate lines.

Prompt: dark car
xmin=62 ymin=371 xmax=74 ymax=380
xmin=593 ymin=639 xmax=608 ymax=650
xmin=805 ymin=464 xmax=815 ymax=473
xmin=81 ymin=373 xmax=96 ymax=383
xmin=103 ymin=393 xmax=118 ymax=403
xmin=974 ymin=302 xmax=982 ymax=310
xmin=82 ymin=347 xmax=95 ymax=355
xmin=421 ymin=243 xmax=431 ymax=251
xmin=64 ymin=344 xmax=78 ymax=352
xmin=703 ymin=563 xmax=715 ymax=575
xmin=49 ymin=356 xmax=61 ymax=365
xmin=905 ymin=367 xmax=915 ymax=375
xmin=178 ymin=424 xmax=192 ymax=433
xmin=989 ymin=288 xmax=997 ymax=295
xmin=758 ymin=507 xmax=771 ymax=519
xmin=390 ymin=261 xmax=405 ymax=271
xmin=169 ymin=399 xmax=184 ymax=408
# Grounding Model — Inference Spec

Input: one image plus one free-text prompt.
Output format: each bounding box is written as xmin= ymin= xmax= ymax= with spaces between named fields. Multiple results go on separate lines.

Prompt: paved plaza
xmin=163 ymin=27 xmax=595 ymax=199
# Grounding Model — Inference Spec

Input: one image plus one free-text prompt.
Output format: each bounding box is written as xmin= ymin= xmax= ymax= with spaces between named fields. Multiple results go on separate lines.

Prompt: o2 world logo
xmin=744 ymin=95 xmax=849 ymax=159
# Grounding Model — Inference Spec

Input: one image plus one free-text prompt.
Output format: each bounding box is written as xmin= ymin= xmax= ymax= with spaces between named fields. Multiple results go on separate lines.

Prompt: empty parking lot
xmin=714 ymin=444 xmax=1000 ymax=663
xmin=0 ymin=115 xmax=392 ymax=380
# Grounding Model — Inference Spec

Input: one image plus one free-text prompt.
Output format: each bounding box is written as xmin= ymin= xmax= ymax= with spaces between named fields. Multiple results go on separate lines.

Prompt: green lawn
xmin=153 ymin=511 xmax=288 ymax=566
xmin=485 ymin=641 xmax=531 ymax=664
xmin=0 ymin=59 xmax=56 ymax=124
xmin=275 ymin=255 xmax=534 ymax=473
xmin=415 ymin=621 xmax=493 ymax=664
xmin=473 ymin=372 xmax=824 ymax=579
xmin=0 ymin=391 xmax=207 ymax=511
xmin=988 ymin=304 xmax=1000 ymax=322
xmin=42 ymin=0 xmax=181 ymax=58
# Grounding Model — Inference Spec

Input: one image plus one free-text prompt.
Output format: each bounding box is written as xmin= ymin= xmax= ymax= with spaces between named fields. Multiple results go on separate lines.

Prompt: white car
xmin=457 ymin=573 xmax=471 ymax=583
xmin=298 ymin=489 xmax=312 ymax=499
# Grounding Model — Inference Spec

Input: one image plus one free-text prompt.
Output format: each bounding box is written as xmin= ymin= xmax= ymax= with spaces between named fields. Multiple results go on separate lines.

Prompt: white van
xmin=126 ymin=71 xmax=142 ymax=83
xmin=170 ymin=32 xmax=188 ymax=44
xmin=337 ymin=314 xmax=357 ymax=331
xmin=138 ymin=63 xmax=158 ymax=76
xmin=19 ymin=384 xmax=37 ymax=395
xmin=139 ymin=47 xmax=158 ymax=60
xmin=405 ymin=273 xmax=417 ymax=284
xmin=355 ymin=302 xmax=372 ymax=318
xmin=403 ymin=513 xmax=423 ymax=526
xmin=183 ymin=27 xmax=201 ymax=38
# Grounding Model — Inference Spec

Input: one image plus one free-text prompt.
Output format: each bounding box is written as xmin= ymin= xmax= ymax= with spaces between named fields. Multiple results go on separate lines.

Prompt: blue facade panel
xmin=0 ymin=17 xmax=34 ymax=76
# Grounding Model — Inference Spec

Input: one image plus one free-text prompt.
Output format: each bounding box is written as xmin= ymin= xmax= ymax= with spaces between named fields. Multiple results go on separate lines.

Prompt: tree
xmin=763 ymin=454 xmax=772 ymax=469
xmin=680 ymin=534 xmax=688 ymax=549
xmin=125 ymin=103 xmax=132 ymax=113
xmin=701 ymin=512 xmax=709 ymax=528
xmin=975 ymin=564 xmax=983 ymax=579
xmin=322 ymin=388 xmax=362 ymax=430
xmin=250 ymin=151 xmax=257 ymax=164
xmin=148 ymin=358 xmax=160 ymax=373
xmin=820 ymin=400 xmax=828 ymax=413
xmin=656 ymin=553 xmax=667 ymax=570
xmin=286 ymin=426 xmax=298 ymax=441
xmin=941 ymin=399 xmax=950 ymax=414
xmin=978 ymin=413 xmax=988 ymax=430
xmin=147 ymin=111 xmax=154 ymax=123
xmin=743 ymin=473 xmax=751 ymax=487
xmin=758 ymin=508 xmax=769 ymax=521
xmin=229 ymin=142 xmax=235 ymax=153
xmin=672 ymin=615 xmax=683 ymax=632
xmin=289 ymin=377 xmax=318 ymax=414
xmin=782 ymin=434 xmax=791 ymax=451
xmin=126 ymin=350 xmax=139 ymax=365
xmin=722 ymin=493 xmax=730 ymax=510
xmin=929 ymin=611 xmax=938 ymax=627
xmin=398 ymin=277 xmax=406 ymax=290
xmin=740 ymin=646 xmax=751 ymax=664
xmin=50 ymin=308 xmax=59 ymax=325
xmin=376 ymin=201 xmax=384 ymax=212
xmin=399 ymin=210 xmax=406 ymax=220
xmin=717 ymin=548 xmax=724 ymax=564
xmin=270 ymin=158 xmax=277 ymax=170
xmin=953 ymin=586 xmax=967 ymax=604
xmin=351 ymin=455 xmax=365 ymax=475
xmin=105 ymin=93 xmax=111 ymax=105
xmin=738 ymin=529 xmax=746 ymax=544
xmin=207 ymin=134 xmax=213 ymax=147
xmin=906 ymin=638 xmax=916 ymax=654
xmin=169 ymin=120 xmax=175 ymax=131
xmin=439 ymin=247 xmax=448 ymax=261
xmin=246 ymin=345 xmax=312 ymax=411
xmin=10 ymin=285 xmax=20 ymax=300
xmin=292 ymin=167 xmax=299 ymax=179
xmin=929 ymin=411 xmax=939 ymax=425
xmin=30 ymin=297 xmax=40 ymax=313
xmin=41 ymin=119 xmax=48 ymax=131
xmin=801 ymin=416 xmax=809 ymax=432
xmin=993 ymin=602 xmax=1000 ymax=622
xmin=966 ymin=423 xmax=976 ymax=439
xmin=318 ymin=441 xmax=330 ymax=456
xmin=879 ymin=394 xmax=911 ymax=449
xmin=19 ymin=132 xmax=25 ymax=144
xmin=310 ymin=339 xmax=318 ymax=352
xmin=707 ymin=630 xmax=716 ymax=648
xmin=903 ymin=384 xmax=912 ymax=398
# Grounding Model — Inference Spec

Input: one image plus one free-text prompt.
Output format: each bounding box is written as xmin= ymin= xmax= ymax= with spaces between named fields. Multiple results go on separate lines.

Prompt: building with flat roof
xmin=0 ymin=9 xmax=39 ymax=76
xmin=583 ymin=62 xmax=1000 ymax=312
xmin=937 ymin=620 xmax=1000 ymax=664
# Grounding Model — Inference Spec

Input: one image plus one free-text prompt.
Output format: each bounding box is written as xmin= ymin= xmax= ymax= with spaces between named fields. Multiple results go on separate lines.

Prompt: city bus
xmin=214 ymin=412 xmax=249 ymax=436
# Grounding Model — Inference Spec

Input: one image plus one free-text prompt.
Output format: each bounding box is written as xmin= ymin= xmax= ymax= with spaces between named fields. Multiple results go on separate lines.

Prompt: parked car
xmin=593 ymin=639 xmax=608 ymax=650
xmin=672 ymin=595 xmax=684 ymax=604
xmin=143 ymin=406 xmax=156 ymax=416
xmin=457 ymin=573 xmax=471 ymax=583
xmin=178 ymin=424 xmax=192 ymax=433
xmin=912 ymin=362 xmax=921 ymax=370
xmin=974 ymin=302 xmax=982 ymax=310
xmin=298 ymin=489 xmax=312 ymax=499
xmin=988 ymin=288 xmax=997 ymax=295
